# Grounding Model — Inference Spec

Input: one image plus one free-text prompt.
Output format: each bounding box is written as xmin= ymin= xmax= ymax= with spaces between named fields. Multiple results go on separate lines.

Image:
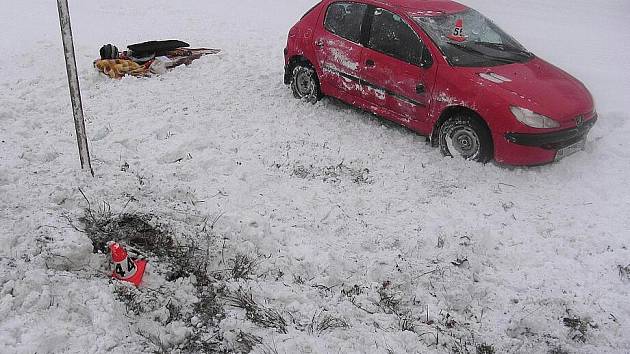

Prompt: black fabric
xmin=127 ymin=40 xmax=190 ymax=57
xmin=99 ymin=44 xmax=119 ymax=59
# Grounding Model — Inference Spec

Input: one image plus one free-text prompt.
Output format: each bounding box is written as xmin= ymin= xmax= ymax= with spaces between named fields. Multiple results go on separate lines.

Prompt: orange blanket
xmin=94 ymin=59 xmax=150 ymax=79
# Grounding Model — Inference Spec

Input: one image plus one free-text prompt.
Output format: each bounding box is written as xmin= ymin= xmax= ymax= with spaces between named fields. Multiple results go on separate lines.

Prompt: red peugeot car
xmin=283 ymin=0 xmax=597 ymax=165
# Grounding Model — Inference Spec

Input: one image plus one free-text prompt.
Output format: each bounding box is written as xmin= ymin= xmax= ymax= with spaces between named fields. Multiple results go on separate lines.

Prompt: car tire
xmin=438 ymin=114 xmax=493 ymax=163
xmin=290 ymin=63 xmax=322 ymax=103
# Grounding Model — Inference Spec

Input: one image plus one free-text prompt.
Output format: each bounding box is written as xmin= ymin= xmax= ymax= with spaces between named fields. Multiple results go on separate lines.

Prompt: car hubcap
xmin=296 ymin=70 xmax=314 ymax=97
xmin=444 ymin=125 xmax=480 ymax=159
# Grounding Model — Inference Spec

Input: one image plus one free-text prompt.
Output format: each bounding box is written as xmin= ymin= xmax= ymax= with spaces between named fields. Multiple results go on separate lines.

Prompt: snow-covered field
xmin=1 ymin=0 xmax=629 ymax=353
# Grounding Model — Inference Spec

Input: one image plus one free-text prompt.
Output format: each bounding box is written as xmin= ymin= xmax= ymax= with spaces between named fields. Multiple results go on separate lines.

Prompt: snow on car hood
xmin=469 ymin=58 xmax=594 ymax=121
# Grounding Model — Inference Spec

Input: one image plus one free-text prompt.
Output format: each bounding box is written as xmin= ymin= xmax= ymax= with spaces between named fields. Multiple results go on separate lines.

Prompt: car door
xmin=313 ymin=2 xmax=368 ymax=99
xmin=361 ymin=7 xmax=437 ymax=125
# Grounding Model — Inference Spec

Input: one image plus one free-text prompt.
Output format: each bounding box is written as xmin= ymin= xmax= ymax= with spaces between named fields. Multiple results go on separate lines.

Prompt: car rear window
xmin=324 ymin=2 xmax=368 ymax=43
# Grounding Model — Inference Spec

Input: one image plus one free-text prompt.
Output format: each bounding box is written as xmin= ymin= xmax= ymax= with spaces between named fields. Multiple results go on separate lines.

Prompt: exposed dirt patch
xmin=78 ymin=198 xmax=225 ymax=353
xmin=291 ymin=161 xmax=372 ymax=184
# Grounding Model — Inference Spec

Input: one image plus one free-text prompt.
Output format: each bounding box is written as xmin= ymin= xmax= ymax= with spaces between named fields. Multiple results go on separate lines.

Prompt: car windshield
xmin=413 ymin=9 xmax=534 ymax=67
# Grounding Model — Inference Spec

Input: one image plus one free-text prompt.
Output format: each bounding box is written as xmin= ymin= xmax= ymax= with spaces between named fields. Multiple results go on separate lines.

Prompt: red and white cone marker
xmin=108 ymin=241 xmax=147 ymax=287
xmin=448 ymin=19 xmax=466 ymax=42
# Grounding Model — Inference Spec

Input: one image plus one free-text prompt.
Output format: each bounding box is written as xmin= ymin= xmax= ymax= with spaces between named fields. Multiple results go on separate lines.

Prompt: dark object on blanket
xmin=100 ymin=44 xmax=119 ymax=59
xmin=127 ymin=40 xmax=190 ymax=57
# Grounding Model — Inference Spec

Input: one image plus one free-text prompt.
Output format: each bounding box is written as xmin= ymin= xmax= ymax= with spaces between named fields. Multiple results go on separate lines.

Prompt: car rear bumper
xmin=504 ymin=116 xmax=597 ymax=150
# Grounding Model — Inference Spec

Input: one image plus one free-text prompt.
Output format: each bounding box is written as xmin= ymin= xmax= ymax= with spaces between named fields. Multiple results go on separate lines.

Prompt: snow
xmin=329 ymin=47 xmax=360 ymax=71
xmin=1 ymin=0 xmax=629 ymax=353
xmin=479 ymin=73 xmax=511 ymax=84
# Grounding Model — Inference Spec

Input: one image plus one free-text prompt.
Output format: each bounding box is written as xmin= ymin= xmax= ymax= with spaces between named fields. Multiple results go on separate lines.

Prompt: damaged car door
xmin=314 ymin=2 xmax=368 ymax=100
xmin=361 ymin=7 xmax=437 ymax=126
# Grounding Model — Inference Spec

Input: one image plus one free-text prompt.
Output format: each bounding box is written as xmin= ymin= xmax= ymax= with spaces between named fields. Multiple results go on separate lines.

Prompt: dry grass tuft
xmin=618 ymin=264 xmax=630 ymax=281
xmin=563 ymin=315 xmax=596 ymax=343
xmin=547 ymin=345 xmax=570 ymax=354
xmin=224 ymin=289 xmax=287 ymax=334
xmin=291 ymin=161 xmax=371 ymax=184
xmin=377 ymin=282 xmax=402 ymax=315
xmin=476 ymin=343 xmax=496 ymax=354
xmin=307 ymin=311 xmax=349 ymax=335
xmin=230 ymin=254 xmax=258 ymax=280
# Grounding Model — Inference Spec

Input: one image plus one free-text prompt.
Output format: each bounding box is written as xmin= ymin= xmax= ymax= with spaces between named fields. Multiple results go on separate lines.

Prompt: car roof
xmin=370 ymin=0 xmax=468 ymax=14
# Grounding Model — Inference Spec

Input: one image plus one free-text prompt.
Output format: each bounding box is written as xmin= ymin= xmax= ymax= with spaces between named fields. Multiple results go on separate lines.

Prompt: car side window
xmin=324 ymin=2 xmax=368 ymax=44
xmin=368 ymin=8 xmax=424 ymax=66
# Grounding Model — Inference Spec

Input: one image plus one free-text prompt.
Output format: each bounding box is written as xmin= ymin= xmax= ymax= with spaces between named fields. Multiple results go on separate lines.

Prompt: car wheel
xmin=291 ymin=64 xmax=321 ymax=103
xmin=438 ymin=115 xmax=493 ymax=163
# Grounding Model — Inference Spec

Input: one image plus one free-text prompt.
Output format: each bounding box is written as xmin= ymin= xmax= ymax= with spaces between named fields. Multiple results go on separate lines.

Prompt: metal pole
xmin=57 ymin=0 xmax=93 ymax=176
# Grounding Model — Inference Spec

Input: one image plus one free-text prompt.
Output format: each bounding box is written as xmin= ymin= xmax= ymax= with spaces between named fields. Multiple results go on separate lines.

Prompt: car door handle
xmin=365 ymin=59 xmax=375 ymax=67
xmin=416 ymin=84 xmax=425 ymax=94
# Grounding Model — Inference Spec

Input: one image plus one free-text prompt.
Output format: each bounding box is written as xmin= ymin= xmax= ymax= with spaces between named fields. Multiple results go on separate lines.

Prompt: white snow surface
xmin=1 ymin=0 xmax=630 ymax=353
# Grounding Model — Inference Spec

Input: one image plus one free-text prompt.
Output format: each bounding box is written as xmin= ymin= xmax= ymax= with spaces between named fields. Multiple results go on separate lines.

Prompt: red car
xmin=283 ymin=0 xmax=597 ymax=165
